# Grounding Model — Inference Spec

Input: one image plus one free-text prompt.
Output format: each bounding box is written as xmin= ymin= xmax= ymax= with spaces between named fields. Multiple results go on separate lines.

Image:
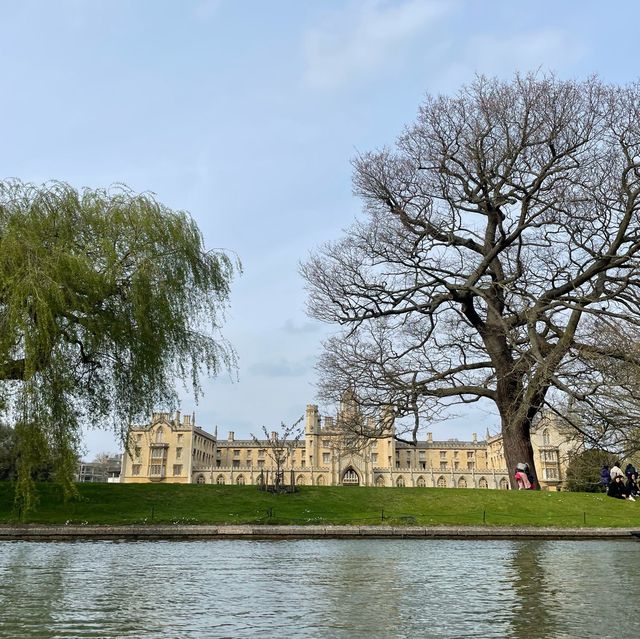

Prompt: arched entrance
xmin=342 ymin=467 xmax=360 ymax=485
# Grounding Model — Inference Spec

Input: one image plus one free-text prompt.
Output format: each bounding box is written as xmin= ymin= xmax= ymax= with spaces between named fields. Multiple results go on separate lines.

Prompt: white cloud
xmin=302 ymin=0 xmax=454 ymax=90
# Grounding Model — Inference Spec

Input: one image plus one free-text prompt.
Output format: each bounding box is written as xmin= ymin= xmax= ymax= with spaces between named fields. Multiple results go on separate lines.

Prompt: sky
xmin=2 ymin=0 xmax=640 ymax=459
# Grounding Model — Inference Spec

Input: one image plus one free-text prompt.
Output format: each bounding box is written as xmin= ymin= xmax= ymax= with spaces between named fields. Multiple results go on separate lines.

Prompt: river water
xmin=0 ymin=539 xmax=638 ymax=638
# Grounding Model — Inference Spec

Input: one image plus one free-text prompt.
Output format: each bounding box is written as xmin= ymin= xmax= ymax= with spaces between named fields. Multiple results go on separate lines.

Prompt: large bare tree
xmin=302 ymin=74 xmax=640 ymax=487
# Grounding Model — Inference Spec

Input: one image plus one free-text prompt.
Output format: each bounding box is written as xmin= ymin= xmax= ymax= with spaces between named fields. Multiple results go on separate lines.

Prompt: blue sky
xmin=2 ymin=0 xmax=640 ymax=459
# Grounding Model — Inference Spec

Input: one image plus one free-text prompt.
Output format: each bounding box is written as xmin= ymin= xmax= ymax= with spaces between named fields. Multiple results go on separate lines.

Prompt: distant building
xmin=120 ymin=402 xmax=575 ymax=490
xmin=77 ymin=454 xmax=122 ymax=483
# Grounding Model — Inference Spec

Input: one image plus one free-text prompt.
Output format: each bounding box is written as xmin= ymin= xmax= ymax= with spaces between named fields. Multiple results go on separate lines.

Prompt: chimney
xmin=427 ymin=432 xmax=433 ymax=442
xmin=183 ymin=414 xmax=190 ymax=427
xmin=175 ymin=410 xmax=181 ymax=425
xmin=271 ymin=431 xmax=277 ymax=441
xmin=472 ymin=432 xmax=477 ymax=443
xmin=228 ymin=431 xmax=234 ymax=442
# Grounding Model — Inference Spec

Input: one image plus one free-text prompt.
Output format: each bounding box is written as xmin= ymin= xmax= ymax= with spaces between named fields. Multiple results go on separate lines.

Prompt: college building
xmin=120 ymin=398 xmax=576 ymax=490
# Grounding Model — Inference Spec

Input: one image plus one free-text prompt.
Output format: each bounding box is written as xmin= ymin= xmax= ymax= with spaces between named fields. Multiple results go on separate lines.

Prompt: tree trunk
xmin=501 ymin=417 xmax=539 ymax=489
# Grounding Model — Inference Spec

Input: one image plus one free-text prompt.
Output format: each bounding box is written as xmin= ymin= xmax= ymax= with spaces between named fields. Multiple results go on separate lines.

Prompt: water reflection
xmin=0 ymin=539 xmax=638 ymax=638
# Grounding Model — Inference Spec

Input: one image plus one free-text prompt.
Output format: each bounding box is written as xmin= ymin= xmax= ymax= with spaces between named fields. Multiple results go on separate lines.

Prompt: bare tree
xmin=302 ymin=74 xmax=640 ymax=487
xmin=252 ymin=418 xmax=302 ymax=492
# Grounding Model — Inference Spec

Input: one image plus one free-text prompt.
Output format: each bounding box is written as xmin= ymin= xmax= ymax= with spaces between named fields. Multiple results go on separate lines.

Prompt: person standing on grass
xmin=610 ymin=462 xmax=625 ymax=480
xmin=608 ymin=475 xmax=635 ymax=501
xmin=600 ymin=465 xmax=611 ymax=492
xmin=515 ymin=467 xmax=531 ymax=490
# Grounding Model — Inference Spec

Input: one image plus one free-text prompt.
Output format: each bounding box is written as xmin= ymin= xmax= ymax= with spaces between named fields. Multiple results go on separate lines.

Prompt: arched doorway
xmin=342 ymin=468 xmax=359 ymax=485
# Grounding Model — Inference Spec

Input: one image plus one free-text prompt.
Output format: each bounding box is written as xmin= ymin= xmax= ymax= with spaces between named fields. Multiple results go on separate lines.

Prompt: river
xmin=0 ymin=539 xmax=638 ymax=638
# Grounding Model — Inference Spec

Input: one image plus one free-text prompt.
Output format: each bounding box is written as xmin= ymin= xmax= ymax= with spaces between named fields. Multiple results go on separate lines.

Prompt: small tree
xmin=252 ymin=418 xmax=302 ymax=493
xmin=565 ymin=449 xmax=617 ymax=492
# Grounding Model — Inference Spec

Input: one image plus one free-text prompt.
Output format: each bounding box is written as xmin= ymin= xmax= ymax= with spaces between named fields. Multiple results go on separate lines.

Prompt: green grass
xmin=1 ymin=482 xmax=639 ymax=528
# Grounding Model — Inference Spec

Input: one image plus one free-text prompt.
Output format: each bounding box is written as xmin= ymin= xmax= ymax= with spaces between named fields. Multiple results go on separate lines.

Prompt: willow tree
xmin=0 ymin=180 xmax=236 ymax=510
xmin=302 ymin=74 xmax=640 ymax=487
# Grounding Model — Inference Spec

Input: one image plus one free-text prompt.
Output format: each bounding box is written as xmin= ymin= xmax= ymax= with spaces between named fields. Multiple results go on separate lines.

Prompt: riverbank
xmin=3 ymin=482 xmax=640 ymax=529
xmin=1 ymin=523 xmax=639 ymax=541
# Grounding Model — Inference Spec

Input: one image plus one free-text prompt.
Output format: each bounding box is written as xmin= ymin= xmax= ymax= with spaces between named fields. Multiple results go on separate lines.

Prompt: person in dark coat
xmin=608 ymin=475 xmax=633 ymax=500
xmin=625 ymin=463 xmax=637 ymax=480
xmin=626 ymin=473 xmax=639 ymax=499
xmin=600 ymin=465 xmax=611 ymax=491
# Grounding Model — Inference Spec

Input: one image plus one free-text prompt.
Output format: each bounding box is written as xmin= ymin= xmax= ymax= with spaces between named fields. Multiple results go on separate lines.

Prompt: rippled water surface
xmin=0 ymin=539 xmax=639 ymax=638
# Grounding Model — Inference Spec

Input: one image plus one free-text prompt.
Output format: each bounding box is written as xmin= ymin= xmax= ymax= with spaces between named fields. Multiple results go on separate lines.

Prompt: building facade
xmin=120 ymin=404 xmax=575 ymax=490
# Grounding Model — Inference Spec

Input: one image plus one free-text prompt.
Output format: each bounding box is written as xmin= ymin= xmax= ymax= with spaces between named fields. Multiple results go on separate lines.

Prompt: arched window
xmin=458 ymin=477 xmax=467 ymax=488
xmin=396 ymin=476 xmax=405 ymax=487
xmin=155 ymin=427 xmax=164 ymax=443
xmin=296 ymin=475 xmax=305 ymax=486
xmin=542 ymin=429 xmax=550 ymax=445
xmin=342 ymin=468 xmax=359 ymax=485
xmin=196 ymin=474 xmax=205 ymax=484
xmin=416 ymin=476 xmax=426 ymax=487
xmin=437 ymin=476 xmax=447 ymax=488
xmin=499 ymin=477 xmax=509 ymax=490
xmin=316 ymin=475 xmax=325 ymax=486
xmin=478 ymin=477 xmax=488 ymax=489
xmin=375 ymin=475 xmax=385 ymax=487
xmin=236 ymin=475 xmax=245 ymax=485
xmin=216 ymin=474 xmax=225 ymax=485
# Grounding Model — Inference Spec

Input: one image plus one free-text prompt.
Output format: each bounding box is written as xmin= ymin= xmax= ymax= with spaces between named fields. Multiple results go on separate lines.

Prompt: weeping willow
xmin=0 ymin=180 xmax=237 ymax=511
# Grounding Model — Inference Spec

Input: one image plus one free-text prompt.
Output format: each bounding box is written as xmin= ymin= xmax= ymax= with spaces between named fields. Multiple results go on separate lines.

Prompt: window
xmin=257 ymin=460 xmax=265 ymax=468
xmin=371 ymin=453 xmax=378 ymax=463
xmin=437 ymin=476 xmax=447 ymax=488
xmin=343 ymin=469 xmax=359 ymax=485
xmin=196 ymin=474 xmax=205 ymax=484
xmin=176 ymin=447 xmax=182 ymax=460
xmin=216 ymin=475 xmax=225 ymax=485
xmin=440 ymin=451 xmax=447 ymax=459
xmin=396 ymin=476 xmax=405 ymax=487
xmin=440 ymin=462 xmax=447 ymax=470
xmin=454 ymin=461 xmax=459 ymax=470
xmin=322 ymin=453 xmax=330 ymax=464
xmin=150 ymin=464 xmax=163 ymax=475
xmin=155 ymin=427 xmax=163 ymax=443
xmin=542 ymin=429 xmax=550 ymax=445
xmin=258 ymin=449 xmax=265 ymax=458
xmin=458 ymin=477 xmax=467 ymax=488
xmin=454 ymin=451 xmax=459 ymax=459
xmin=542 ymin=450 xmax=558 ymax=462
xmin=419 ymin=451 xmax=426 ymax=460
xmin=301 ymin=460 xmax=305 ymax=468
xmin=420 ymin=462 xmax=426 ymax=469
xmin=467 ymin=462 xmax=475 ymax=470
xmin=136 ymin=434 xmax=142 ymax=443
xmin=371 ymin=440 xmax=378 ymax=449
xmin=544 ymin=467 xmax=559 ymax=479
xmin=232 ymin=460 xmax=240 ymax=468
xmin=396 ymin=462 xmax=400 ymax=469
xmin=134 ymin=446 xmax=141 ymax=459
xmin=151 ymin=447 xmax=165 ymax=459
xmin=132 ymin=464 xmax=141 ymax=476
xmin=499 ymin=478 xmax=509 ymax=490
xmin=479 ymin=477 xmax=488 ymax=489
xmin=322 ymin=440 xmax=331 ymax=447
xmin=467 ymin=451 xmax=474 ymax=458
xmin=233 ymin=449 xmax=240 ymax=457
xmin=416 ymin=476 xmax=426 ymax=487
xmin=177 ymin=434 xmax=183 ymax=443
xmin=173 ymin=464 xmax=182 ymax=476
xmin=236 ymin=475 xmax=245 ymax=485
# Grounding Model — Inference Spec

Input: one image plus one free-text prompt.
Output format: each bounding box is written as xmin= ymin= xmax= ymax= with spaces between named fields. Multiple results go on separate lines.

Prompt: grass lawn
xmin=1 ymin=482 xmax=639 ymax=528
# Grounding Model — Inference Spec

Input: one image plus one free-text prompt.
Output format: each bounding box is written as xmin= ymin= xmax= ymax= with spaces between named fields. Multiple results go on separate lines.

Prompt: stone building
xmin=120 ymin=403 xmax=575 ymax=490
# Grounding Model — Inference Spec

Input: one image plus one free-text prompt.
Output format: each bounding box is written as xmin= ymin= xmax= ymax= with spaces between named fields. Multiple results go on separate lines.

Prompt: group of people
xmin=602 ymin=463 xmax=639 ymax=501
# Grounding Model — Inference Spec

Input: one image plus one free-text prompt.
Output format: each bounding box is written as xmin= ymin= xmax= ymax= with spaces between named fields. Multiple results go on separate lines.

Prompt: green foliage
xmin=0 ymin=423 xmax=16 ymax=480
xmin=0 ymin=180 xmax=237 ymax=511
xmin=565 ymin=449 xmax=618 ymax=492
